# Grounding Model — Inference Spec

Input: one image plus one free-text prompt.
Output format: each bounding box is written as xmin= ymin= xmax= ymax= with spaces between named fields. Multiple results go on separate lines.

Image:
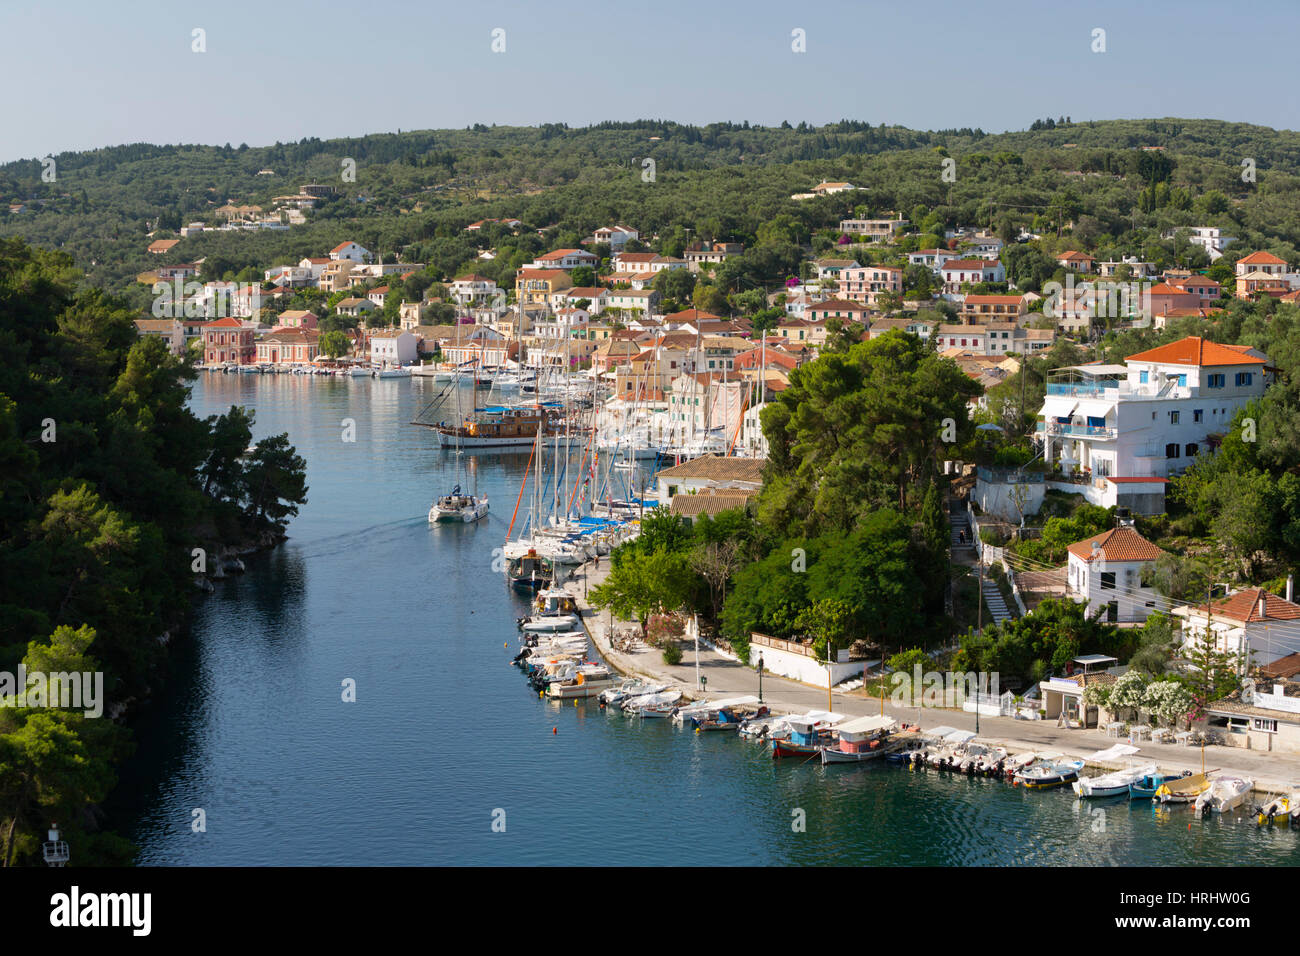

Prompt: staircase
xmin=981 ymin=580 xmax=1013 ymax=627
xmin=951 ymin=511 xmax=974 ymax=550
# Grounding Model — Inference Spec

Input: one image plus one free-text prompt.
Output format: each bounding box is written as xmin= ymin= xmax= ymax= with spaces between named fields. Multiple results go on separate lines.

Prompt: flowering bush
xmin=1142 ymin=680 xmax=1193 ymax=728
xmin=1110 ymin=670 xmax=1149 ymax=721
xmin=645 ymin=613 xmax=685 ymax=648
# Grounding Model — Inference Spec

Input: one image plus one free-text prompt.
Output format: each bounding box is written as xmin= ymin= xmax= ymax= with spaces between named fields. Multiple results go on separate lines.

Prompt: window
xmin=1236 ymin=372 xmax=1254 ymax=386
xmin=1208 ymin=373 xmax=1225 ymax=388
xmin=1169 ymin=411 xmax=1180 ymax=424
xmin=1193 ymin=409 xmax=1203 ymax=423
xmin=1165 ymin=443 xmax=1180 ymax=459
xmin=1139 ymin=370 xmax=1149 ymax=384
xmin=1177 ymin=374 xmax=1187 ymax=387
xmin=1100 ymin=572 xmax=1115 ymax=590
xmin=1252 ymin=718 xmax=1278 ymax=733
xmin=1185 ymin=443 xmax=1198 ymax=457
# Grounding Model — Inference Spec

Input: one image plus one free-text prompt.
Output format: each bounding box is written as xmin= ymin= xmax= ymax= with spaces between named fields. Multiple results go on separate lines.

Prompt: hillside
xmin=3 ymin=118 xmax=1300 ymax=298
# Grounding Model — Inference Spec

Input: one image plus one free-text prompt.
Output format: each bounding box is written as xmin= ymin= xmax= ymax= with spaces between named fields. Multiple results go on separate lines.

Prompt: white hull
xmin=520 ymin=614 xmax=580 ymax=632
xmin=436 ymin=431 xmax=537 ymax=448
xmin=1072 ymin=763 xmax=1158 ymax=798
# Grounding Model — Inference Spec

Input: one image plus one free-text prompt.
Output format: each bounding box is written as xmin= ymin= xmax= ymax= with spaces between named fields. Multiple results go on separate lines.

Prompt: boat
xmin=519 ymin=612 xmax=580 ymax=633
xmin=1255 ymin=791 xmax=1297 ymax=826
xmin=598 ymin=678 xmax=667 ymax=707
xmin=1129 ymin=769 xmax=1191 ymax=799
xmin=545 ymin=662 xmax=616 ymax=698
xmin=376 ymin=366 xmax=411 ymax=379
xmin=507 ymin=549 xmax=553 ymax=590
xmin=434 ymin=404 xmax=559 ymax=448
xmin=348 ymin=366 xmax=371 ymax=377
xmin=1194 ymin=775 xmax=1253 ymax=815
xmin=1014 ymin=759 xmax=1083 ymax=790
xmin=1072 ymin=763 xmax=1159 ymax=798
xmin=1155 ymin=771 xmax=1216 ymax=804
xmin=771 ymin=716 xmax=831 ymax=759
xmin=429 ymin=366 xmax=490 ymax=523
xmin=622 ymin=690 xmax=682 ymax=715
xmin=429 ymin=487 xmax=489 ymax=523
xmin=820 ymin=715 xmax=898 ymax=765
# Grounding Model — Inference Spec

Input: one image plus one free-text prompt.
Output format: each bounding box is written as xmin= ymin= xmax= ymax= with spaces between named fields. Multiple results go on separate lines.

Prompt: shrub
xmin=662 ymin=641 xmax=683 ymax=666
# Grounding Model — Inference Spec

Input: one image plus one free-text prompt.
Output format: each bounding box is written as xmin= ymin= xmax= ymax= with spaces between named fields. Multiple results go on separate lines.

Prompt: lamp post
xmin=757 ymin=654 xmax=764 ymax=704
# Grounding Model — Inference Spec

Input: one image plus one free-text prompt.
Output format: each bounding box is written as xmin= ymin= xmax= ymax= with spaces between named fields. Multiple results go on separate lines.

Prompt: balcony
xmin=1045 ymin=382 xmax=1120 ymax=398
xmin=1037 ymin=422 xmax=1117 ymax=440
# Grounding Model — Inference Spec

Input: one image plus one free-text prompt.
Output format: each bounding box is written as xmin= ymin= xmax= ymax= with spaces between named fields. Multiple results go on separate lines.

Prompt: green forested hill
xmin=2 ymin=118 xmax=1300 ymax=299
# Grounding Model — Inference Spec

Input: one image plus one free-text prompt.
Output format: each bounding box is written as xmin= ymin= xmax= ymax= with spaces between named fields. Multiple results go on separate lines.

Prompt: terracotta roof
xmin=1057 ymin=250 xmax=1094 ymax=261
xmin=942 ymin=259 xmax=999 ymax=271
xmin=670 ymin=488 xmax=759 ymax=517
xmin=964 ymin=295 xmax=1023 ymax=305
xmin=655 ymin=454 xmax=764 ymax=483
xmin=1192 ymin=587 xmax=1300 ymax=625
xmin=204 ymin=317 xmax=245 ymax=328
xmin=516 ymin=269 xmax=571 ymax=281
xmin=1066 ymin=526 xmax=1164 ymax=563
xmin=1260 ymin=653 xmax=1300 ymax=680
xmin=1238 ymin=251 xmax=1287 ymax=265
xmin=663 ymin=309 xmax=723 ymax=321
xmin=1124 ymin=335 xmax=1265 ymax=367
xmin=331 ymin=241 xmax=361 ymax=253
xmin=148 ymin=239 xmax=181 ymax=253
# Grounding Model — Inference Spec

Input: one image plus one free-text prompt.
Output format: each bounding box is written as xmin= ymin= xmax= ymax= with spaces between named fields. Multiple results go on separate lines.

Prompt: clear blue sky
xmin=6 ymin=0 xmax=1297 ymax=162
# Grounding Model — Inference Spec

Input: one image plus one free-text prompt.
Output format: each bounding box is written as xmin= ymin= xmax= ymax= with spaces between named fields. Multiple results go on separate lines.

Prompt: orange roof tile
xmin=1238 ymin=251 xmax=1287 ymax=265
xmin=1196 ymin=588 xmax=1300 ymax=624
xmin=1124 ymin=336 xmax=1265 ymax=367
xmin=1066 ymin=527 xmax=1164 ymax=563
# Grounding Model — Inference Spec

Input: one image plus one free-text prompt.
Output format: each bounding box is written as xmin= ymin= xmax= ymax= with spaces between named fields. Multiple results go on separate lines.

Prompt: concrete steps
xmin=982 ymin=581 xmax=1013 ymax=626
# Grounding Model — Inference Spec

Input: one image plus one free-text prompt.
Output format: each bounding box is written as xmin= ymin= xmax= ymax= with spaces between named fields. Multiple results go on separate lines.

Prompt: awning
xmin=836 ymin=715 xmax=897 ymax=736
xmin=943 ymin=729 xmax=977 ymax=744
xmin=1089 ymin=743 xmax=1140 ymax=761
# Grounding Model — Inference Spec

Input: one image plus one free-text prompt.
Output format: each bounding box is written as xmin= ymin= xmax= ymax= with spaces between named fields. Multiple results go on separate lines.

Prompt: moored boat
xmin=1156 ymin=771 xmax=1215 ymax=804
xmin=1255 ymin=791 xmax=1297 ymax=826
xmin=1129 ymin=769 xmax=1191 ymax=800
xmin=1194 ymin=775 xmax=1253 ymax=815
xmin=1014 ymin=759 xmax=1083 ymax=790
xmin=1072 ymin=763 xmax=1159 ymax=798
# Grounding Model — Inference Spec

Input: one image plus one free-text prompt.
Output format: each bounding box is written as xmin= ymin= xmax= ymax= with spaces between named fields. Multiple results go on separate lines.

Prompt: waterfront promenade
xmin=564 ymin=559 xmax=1300 ymax=797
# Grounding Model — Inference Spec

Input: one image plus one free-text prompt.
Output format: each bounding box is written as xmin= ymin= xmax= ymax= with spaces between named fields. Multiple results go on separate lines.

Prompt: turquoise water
xmin=108 ymin=374 xmax=1300 ymax=866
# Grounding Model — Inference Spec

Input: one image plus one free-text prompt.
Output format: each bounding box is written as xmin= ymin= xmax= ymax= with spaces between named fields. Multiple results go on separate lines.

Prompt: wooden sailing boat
xmin=1155 ymin=770 xmax=1217 ymax=804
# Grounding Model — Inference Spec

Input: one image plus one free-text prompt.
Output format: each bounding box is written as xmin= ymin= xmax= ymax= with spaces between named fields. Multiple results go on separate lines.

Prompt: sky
xmin=5 ymin=0 xmax=1299 ymax=163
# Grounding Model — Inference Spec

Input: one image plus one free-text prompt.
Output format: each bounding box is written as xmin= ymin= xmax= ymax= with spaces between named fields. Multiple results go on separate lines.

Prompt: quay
xmin=563 ymin=558 xmax=1300 ymax=798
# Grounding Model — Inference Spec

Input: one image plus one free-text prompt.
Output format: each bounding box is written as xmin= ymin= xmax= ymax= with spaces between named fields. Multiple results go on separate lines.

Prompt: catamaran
xmin=429 ymin=366 xmax=489 ymax=523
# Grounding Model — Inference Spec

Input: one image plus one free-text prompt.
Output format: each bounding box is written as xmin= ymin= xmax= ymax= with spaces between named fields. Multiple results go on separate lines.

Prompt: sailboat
xmin=430 ymin=364 xmax=489 ymax=523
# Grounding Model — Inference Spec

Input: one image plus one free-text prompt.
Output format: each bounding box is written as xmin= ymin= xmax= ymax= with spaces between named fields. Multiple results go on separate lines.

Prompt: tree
xmin=241 ymin=434 xmax=309 ymax=533
xmin=591 ymin=549 xmax=694 ymax=638
xmin=795 ymin=597 xmax=856 ymax=662
xmin=1142 ymin=680 xmax=1194 ymax=728
xmin=689 ymin=538 xmax=742 ymax=624
xmin=319 ymin=330 xmax=351 ymax=359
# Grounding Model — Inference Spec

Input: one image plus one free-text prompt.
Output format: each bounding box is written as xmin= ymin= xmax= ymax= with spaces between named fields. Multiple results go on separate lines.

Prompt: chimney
xmin=1288 ymin=574 xmax=1294 ymax=603
xmin=1257 ymin=592 xmax=1268 ymax=620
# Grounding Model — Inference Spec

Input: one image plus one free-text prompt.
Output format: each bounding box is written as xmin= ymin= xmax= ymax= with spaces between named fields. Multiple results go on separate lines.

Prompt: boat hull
xmin=771 ymin=740 xmax=823 ymax=759
xmin=821 ymin=748 xmax=884 ymax=765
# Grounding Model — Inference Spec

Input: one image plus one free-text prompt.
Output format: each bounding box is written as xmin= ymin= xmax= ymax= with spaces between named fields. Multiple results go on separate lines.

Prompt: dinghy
xmin=1255 ymin=791 xmax=1298 ymax=826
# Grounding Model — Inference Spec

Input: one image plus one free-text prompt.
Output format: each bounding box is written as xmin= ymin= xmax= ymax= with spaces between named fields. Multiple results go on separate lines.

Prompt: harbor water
xmin=108 ymin=374 xmax=1300 ymax=866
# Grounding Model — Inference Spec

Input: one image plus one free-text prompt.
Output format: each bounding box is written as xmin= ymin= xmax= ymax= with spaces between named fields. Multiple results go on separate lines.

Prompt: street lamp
xmin=757 ymin=654 xmax=764 ymax=703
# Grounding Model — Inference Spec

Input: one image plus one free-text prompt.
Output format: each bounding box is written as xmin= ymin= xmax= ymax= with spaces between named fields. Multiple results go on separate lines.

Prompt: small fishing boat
xmin=1255 ymin=791 xmax=1298 ymax=826
xmin=1014 ymin=759 xmax=1083 ymax=790
xmin=624 ymin=690 xmax=682 ymax=716
xmin=1194 ymin=775 xmax=1253 ymax=815
xmin=1129 ymin=769 xmax=1191 ymax=800
xmin=507 ymin=549 xmax=554 ymax=590
xmin=1156 ymin=771 xmax=1215 ymax=804
xmin=771 ymin=716 xmax=831 ymax=759
xmin=1073 ymin=763 xmax=1159 ymax=798
xmin=819 ymin=715 xmax=898 ymax=765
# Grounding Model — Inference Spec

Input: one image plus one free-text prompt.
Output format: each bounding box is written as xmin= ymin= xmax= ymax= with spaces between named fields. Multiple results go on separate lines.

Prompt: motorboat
xmin=375 ymin=366 xmax=411 ymax=378
xmin=1156 ymin=771 xmax=1216 ymax=804
xmin=598 ymin=679 xmax=667 ymax=707
xmin=545 ymin=662 xmax=615 ymax=699
xmin=771 ymin=715 xmax=833 ymax=759
xmin=628 ymin=690 xmax=683 ymax=718
xmin=1072 ymin=763 xmax=1159 ymax=798
xmin=1194 ymin=775 xmax=1253 ymax=815
xmin=519 ymin=612 xmax=580 ymax=633
xmin=1255 ymin=791 xmax=1298 ymax=826
xmin=1014 ymin=759 xmax=1083 ymax=789
xmin=348 ymin=366 xmax=371 ymax=377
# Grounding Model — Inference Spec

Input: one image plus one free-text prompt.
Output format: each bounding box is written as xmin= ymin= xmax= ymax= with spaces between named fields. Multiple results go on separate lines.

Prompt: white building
xmin=1183 ymin=226 xmax=1236 ymax=262
xmin=370 ymin=330 xmax=418 ymax=367
xmin=329 ymin=241 xmax=371 ymax=263
xmin=739 ymin=401 xmax=769 ymax=459
xmin=1037 ymin=336 xmax=1270 ymax=512
xmin=1173 ymin=585 xmax=1300 ymax=676
xmin=940 ymin=259 xmax=1005 ymax=294
xmin=1065 ymin=526 xmax=1165 ymax=624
